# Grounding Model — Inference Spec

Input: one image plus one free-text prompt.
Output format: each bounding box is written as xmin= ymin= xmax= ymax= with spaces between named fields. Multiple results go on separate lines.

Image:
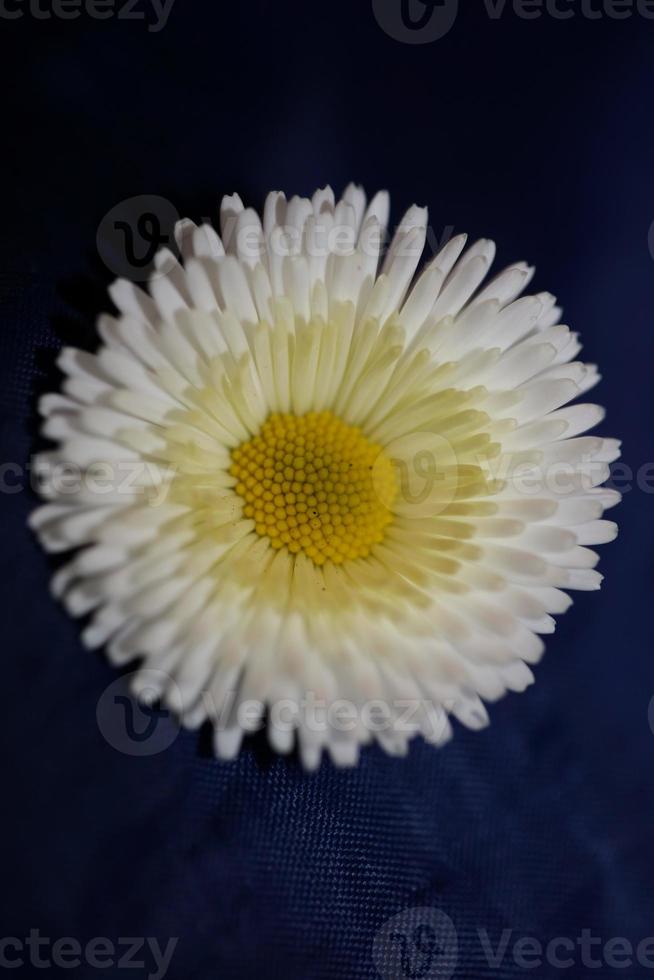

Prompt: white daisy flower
xmin=30 ymin=184 xmax=620 ymax=769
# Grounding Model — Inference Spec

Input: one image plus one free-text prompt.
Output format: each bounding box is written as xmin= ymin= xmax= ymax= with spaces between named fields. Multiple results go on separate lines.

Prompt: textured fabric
xmin=1 ymin=4 xmax=653 ymax=978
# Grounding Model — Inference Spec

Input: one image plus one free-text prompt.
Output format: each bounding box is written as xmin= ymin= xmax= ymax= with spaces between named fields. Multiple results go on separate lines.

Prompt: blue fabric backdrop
xmin=1 ymin=2 xmax=653 ymax=977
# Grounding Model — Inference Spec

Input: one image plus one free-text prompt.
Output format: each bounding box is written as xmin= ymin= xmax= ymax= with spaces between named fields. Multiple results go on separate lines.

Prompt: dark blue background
xmin=1 ymin=2 xmax=653 ymax=977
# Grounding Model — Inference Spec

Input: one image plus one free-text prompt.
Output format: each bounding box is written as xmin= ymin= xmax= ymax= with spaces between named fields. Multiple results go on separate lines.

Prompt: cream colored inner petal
xmin=157 ymin=314 xmax=506 ymax=620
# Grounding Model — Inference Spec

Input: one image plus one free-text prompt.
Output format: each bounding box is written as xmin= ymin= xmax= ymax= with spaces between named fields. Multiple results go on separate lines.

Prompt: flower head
xmin=31 ymin=184 xmax=620 ymax=768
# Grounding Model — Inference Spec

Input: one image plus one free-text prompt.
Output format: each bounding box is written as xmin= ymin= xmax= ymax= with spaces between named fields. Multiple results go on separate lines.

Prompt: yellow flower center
xmin=230 ymin=410 xmax=397 ymax=566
